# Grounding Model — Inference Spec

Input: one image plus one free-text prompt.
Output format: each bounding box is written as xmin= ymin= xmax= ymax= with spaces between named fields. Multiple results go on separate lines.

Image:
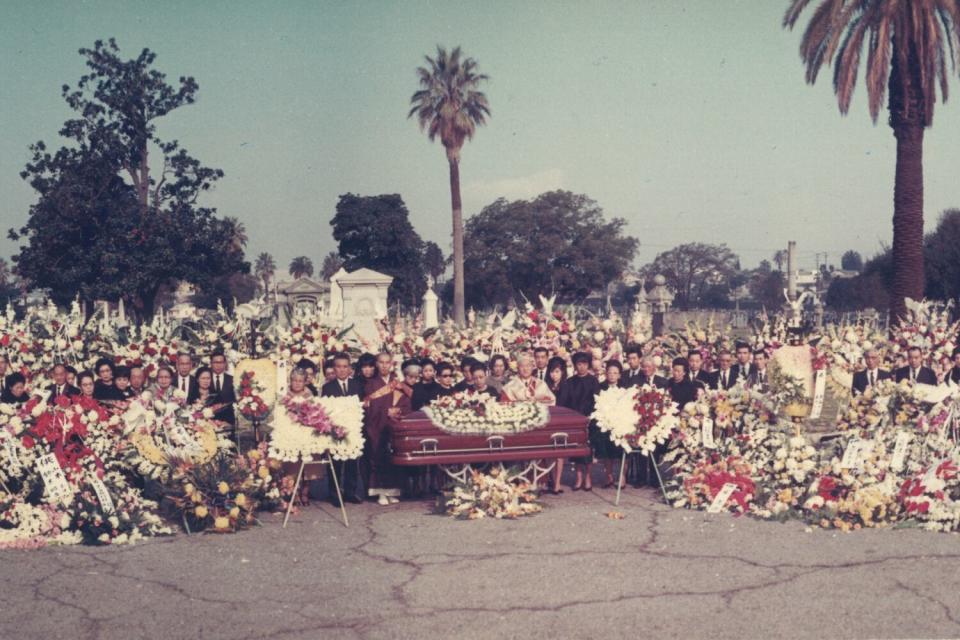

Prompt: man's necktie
xmin=341 ymin=381 xmax=347 ymax=395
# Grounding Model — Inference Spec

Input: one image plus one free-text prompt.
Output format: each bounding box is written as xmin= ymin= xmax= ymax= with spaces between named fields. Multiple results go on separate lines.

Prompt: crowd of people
xmin=4 ymin=337 xmax=953 ymax=509
xmin=284 ymin=343 xmax=790 ymax=505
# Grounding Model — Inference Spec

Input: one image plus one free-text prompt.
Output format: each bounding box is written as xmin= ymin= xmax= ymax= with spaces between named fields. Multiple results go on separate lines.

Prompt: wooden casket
xmin=389 ymin=407 xmax=590 ymax=466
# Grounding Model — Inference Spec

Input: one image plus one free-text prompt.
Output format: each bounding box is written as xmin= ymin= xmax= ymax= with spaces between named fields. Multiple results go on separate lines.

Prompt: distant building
xmin=274 ymin=277 xmax=330 ymax=313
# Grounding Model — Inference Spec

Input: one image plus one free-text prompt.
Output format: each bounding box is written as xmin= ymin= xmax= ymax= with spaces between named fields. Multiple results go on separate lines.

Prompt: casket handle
xmin=550 ymin=432 xmax=569 ymax=448
xmin=486 ymin=435 xmax=505 ymax=450
xmin=419 ymin=438 xmax=439 ymax=453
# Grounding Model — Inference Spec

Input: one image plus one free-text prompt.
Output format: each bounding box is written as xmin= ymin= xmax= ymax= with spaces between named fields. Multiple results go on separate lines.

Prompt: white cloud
xmin=462 ymin=168 xmax=564 ymax=204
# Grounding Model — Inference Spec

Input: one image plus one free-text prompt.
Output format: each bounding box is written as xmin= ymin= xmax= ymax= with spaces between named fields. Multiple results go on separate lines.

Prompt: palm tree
xmin=254 ymin=252 xmax=276 ymax=291
xmin=409 ymin=46 xmax=490 ymax=325
xmin=320 ymin=251 xmax=344 ymax=281
xmin=223 ymin=216 xmax=248 ymax=251
xmin=772 ymin=249 xmax=788 ymax=272
xmin=288 ymin=256 xmax=314 ymax=280
xmin=784 ymin=0 xmax=960 ymax=323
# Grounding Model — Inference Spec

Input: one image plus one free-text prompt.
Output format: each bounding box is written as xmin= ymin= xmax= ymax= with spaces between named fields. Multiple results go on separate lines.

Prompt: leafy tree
xmin=461 ymin=191 xmax=638 ymax=307
xmin=749 ymin=269 xmax=787 ymax=312
xmin=320 ymin=251 xmax=344 ymax=281
xmin=192 ymin=272 xmax=260 ymax=308
xmin=8 ymin=39 xmax=246 ymax=317
xmin=924 ymin=209 xmax=960 ymax=301
xmin=825 ymin=273 xmax=890 ymax=311
xmin=841 ymin=250 xmax=863 ymax=272
xmin=422 ymin=241 xmax=446 ymax=284
xmin=330 ymin=193 xmax=426 ymax=306
xmin=784 ymin=2 xmax=960 ymax=323
xmin=254 ymin=252 xmax=276 ymax=291
xmin=409 ymin=46 xmax=490 ymax=325
xmin=640 ymin=243 xmax=740 ymax=310
xmin=288 ymin=256 xmax=314 ymax=279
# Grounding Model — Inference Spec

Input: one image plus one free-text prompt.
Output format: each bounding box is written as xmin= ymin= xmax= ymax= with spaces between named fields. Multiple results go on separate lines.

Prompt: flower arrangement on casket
xmin=268 ymin=394 xmax=364 ymax=462
xmin=592 ymin=385 xmax=678 ymax=455
xmin=423 ymin=392 xmax=549 ymax=436
xmin=442 ymin=465 xmax=542 ymax=520
xmin=121 ymin=395 xmax=231 ymax=482
xmin=234 ymin=359 xmax=276 ymax=423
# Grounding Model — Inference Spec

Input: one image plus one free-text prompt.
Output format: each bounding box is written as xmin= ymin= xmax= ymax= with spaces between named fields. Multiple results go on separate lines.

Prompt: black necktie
xmin=214 ymin=376 xmax=221 ymax=393
xmin=869 ymin=371 xmax=875 ymax=387
xmin=911 ymin=369 xmax=917 ymax=382
xmin=721 ymin=372 xmax=727 ymax=387
xmin=341 ymin=381 xmax=347 ymax=395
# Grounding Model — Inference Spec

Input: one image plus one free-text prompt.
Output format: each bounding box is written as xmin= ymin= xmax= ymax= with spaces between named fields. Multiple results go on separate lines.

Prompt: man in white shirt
xmin=174 ymin=352 xmax=197 ymax=398
xmin=852 ymin=349 xmax=891 ymax=395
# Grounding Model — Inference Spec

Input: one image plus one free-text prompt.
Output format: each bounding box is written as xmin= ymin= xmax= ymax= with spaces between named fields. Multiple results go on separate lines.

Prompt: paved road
xmin=4 ymin=486 xmax=960 ymax=640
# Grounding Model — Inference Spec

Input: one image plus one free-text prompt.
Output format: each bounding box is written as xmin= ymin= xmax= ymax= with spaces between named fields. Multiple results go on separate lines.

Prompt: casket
xmin=389 ymin=407 xmax=590 ymax=466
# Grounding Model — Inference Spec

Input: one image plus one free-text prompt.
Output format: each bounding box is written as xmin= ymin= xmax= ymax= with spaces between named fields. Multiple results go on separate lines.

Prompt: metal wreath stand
xmin=283 ymin=452 xmax=349 ymax=529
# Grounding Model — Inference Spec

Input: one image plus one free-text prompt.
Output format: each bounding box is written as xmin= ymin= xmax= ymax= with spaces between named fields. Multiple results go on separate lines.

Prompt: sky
xmin=2 ymin=0 xmax=960 ymax=275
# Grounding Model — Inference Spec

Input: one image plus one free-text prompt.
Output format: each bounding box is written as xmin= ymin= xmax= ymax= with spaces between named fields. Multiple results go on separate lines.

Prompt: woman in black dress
xmin=411 ymin=358 xmax=442 ymax=411
xmin=1 ymin=373 xmax=30 ymax=404
xmin=557 ymin=352 xmax=601 ymax=491
xmin=667 ymin=357 xmax=700 ymax=409
xmin=545 ymin=356 xmax=568 ymax=493
xmin=93 ymin=358 xmax=124 ymax=403
xmin=354 ymin=353 xmax=377 ymax=400
xmin=596 ymin=360 xmax=625 ymax=489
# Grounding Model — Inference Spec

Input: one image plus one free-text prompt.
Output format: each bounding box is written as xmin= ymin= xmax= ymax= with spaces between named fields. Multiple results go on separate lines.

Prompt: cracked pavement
xmin=4 ymin=485 xmax=960 ymax=639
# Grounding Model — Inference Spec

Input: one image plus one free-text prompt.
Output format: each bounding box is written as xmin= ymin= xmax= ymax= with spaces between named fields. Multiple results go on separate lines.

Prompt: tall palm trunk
xmin=888 ymin=38 xmax=926 ymax=325
xmin=447 ymin=148 xmax=465 ymax=325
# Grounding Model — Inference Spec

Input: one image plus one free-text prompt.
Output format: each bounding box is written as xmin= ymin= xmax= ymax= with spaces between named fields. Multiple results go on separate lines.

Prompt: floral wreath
xmin=592 ymin=384 xmax=678 ymax=455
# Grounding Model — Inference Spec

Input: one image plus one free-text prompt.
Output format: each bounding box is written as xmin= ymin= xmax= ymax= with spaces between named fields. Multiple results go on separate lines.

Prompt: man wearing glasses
xmin=712 ymin=350 xmax=737 ymax=390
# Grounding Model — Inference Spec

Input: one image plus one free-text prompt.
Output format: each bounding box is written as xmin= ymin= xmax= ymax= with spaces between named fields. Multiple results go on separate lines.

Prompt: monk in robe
xmin=363 ymin=353 xmax=405 ymax=505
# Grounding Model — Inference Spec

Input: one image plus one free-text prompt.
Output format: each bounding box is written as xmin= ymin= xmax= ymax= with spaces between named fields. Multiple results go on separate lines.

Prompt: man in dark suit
xmin=746 ymin=350 xmax=770 ymax=393
xmin=634 ymin=356 xmax=668 ymax=389
xmin=174 ymin=352 xmax=198 ymax=398
xmin=712 ymin=350 xmax=737 ymax=390
xmin=947 ymin=347 xmax=960 ymax=387
xmin=533 ymin=347 xmax=550 ymax=383
xmin=210 ymin=352 xmax=236 ymax=427
xmin=623 ymin=345 xmax=643 ymax=387
xmin=852 ymin=349 xmax=892 ymax=395
xmin=45 ymin=363 xmax=80 ymax=400
xmin=895 ymin=346 xmax=938 ymax=385
xmin=730 ymin=343 xmax=754 ymax=386
xmin=321 ymin=352 xmax=364 ymax=504
xmin=686 ymin=351 xmax=712 ymax=389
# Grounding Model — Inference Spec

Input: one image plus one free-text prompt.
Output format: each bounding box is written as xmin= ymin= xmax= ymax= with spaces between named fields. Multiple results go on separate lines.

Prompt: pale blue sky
xmin=3 ymin=0 xmax=960 ymax=274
